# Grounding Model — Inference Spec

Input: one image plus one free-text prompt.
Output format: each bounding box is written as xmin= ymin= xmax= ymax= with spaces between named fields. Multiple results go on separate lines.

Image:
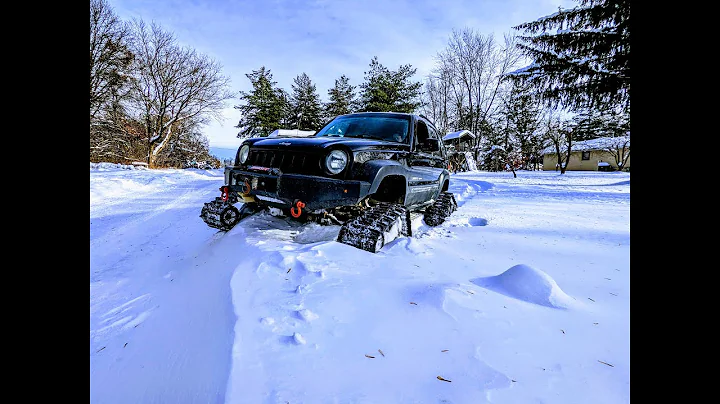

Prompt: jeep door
xmin=405 ymin=118 xmax=447 ymax=206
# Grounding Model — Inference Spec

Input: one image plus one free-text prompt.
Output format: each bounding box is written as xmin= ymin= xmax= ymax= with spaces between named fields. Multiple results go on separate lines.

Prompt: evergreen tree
xmin=503 ymin=82 xmax=543 ymax=169
xmin=276 ymin=88 xmax=293 ymax=129
xmin=476 ymin=114 xmax=506 ymax=172
xmin=358 ymin=56 xmax=423 ymax=113
xmin=234 ymin=67 xmax=285 ymax=138
xmin=509 ymin=0 xmax=630 ymax=111
xmin=289 ymin=73 xmax=323 ymax=131
xmin=325 ymin=75 xmax=356 ymax=120
xmin=571 ymin=105 xmax=629 ymax=140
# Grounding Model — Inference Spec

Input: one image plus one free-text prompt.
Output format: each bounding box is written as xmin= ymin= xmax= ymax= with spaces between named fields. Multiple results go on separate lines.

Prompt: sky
xmin=90 ymin=163 xmax=630 ymax=404
xmin=107 ymin=0 xmax=578 ymax=150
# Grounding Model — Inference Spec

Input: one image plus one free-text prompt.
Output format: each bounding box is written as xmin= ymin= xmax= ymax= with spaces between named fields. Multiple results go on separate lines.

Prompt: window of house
xmin=582 ymin=151 xmax=590 ymax=160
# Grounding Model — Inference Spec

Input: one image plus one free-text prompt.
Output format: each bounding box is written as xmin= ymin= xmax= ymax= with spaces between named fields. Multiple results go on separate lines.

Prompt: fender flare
xmin=433 ymin=170 xmax=450 ymax=199
xmin=356 ymin=160 xmax=408 ymax=195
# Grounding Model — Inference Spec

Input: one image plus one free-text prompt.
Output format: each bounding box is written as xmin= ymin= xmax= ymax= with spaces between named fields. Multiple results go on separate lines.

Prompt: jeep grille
xmin=246 ymin=150 xmax=321 ymax=175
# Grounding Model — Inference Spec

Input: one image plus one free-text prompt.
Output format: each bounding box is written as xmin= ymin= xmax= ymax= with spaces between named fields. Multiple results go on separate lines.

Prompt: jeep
xmin=200 ymin=111 xmax=458 ymax=252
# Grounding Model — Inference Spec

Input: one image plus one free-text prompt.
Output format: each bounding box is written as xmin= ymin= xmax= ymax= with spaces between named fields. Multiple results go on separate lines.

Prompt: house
xmin=541 ymin=136 xmax=630 ymax=171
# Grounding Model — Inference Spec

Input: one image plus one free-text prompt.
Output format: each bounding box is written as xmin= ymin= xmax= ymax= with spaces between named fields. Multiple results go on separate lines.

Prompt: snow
xmin=268 ymin=129 xmax=317 ymax=138
xmin=90 ymin=164 xmax=630 ymax=404
xmin=506 ymin=62 xmax=538 ymax=76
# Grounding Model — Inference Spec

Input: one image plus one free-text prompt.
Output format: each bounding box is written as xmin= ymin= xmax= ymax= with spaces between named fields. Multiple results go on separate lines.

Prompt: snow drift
xmin=471 ymin=264 xmax=578 ymax=309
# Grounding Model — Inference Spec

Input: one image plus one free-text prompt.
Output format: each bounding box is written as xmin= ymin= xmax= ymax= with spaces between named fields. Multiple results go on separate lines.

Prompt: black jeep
xmin=200 ymin=112 xmax=458 ymax=252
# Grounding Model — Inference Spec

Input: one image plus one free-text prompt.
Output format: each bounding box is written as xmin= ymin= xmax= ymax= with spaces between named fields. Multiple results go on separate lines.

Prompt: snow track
xmin=90 ymin=169 xmax=236 ymax=404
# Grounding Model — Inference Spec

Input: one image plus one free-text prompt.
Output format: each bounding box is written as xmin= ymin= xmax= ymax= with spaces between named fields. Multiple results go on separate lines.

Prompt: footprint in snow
xmin=468 ymin=217 xmax=488 ymax=226
xmin=280 ymin=332 xmax=306 ymax=345
xmin=295 ymin=309 xmax=319 ymax=322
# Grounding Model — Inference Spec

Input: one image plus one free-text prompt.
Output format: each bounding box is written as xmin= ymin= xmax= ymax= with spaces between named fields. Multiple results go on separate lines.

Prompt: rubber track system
xmin=336 ymin=202 xmax=411 ymax=253
xmin=423 ymin=192 xmax=458 ymax=226
xmin=200 ymin=194 xmax=254 ymax=231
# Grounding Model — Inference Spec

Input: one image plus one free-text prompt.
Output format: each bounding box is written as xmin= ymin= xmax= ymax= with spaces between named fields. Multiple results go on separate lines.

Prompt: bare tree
xmin=89 ymin=91 xmax=139 ymax=163
xmin=428 ymin=59 xmax=468 ymax=137
xmin=125 ymin=20 xmax=234 ymax=167
xmin=542 ymin=109 xmax=574 ymax=174
xmin=90 ymin=0 xmax=133 ymax=122
xmin=154 ymin=119 xmax=219 ymax=168
xmin=419 ymin=73 xmax=452 ymax=135
xmin=425 ymin=28 xmax=525 ymax=161
xmin=600 ymin=136 xmax=630 ymax=171
xmin=435 ymin=29 xmax=524 ymax=133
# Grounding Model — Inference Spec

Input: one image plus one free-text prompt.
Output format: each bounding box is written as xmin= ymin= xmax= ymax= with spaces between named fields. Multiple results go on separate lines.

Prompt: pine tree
xmin=358 ymin=56 xmax=423 ymax=113
xmin=325 ymin=75 xmax=356 ymax=120
xmin=234 ymin=67 xmax=285 ymax=138
xmin=503 ymin=82 xmax=543 ymax=169
xmin=509 ymin=0 xmax=630 ymax=111
xmin=571 ymin=106 xmax=629 ymax=140
xmin=289 ymin=73 xmax=323 ymax=131
xmin=276 ymin=88 xmax=293 ymax=130
xmin=476 ymin=114 xmax=506 ymax=172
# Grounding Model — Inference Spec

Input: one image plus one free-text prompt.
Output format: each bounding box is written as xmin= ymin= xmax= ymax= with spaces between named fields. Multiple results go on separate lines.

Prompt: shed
xmin=443 ymin=130 xmax=475 ymax=143
xmin=443 ymin=130 xmax=478 ymax=172
xmin=443 ymin=130 xmax=476 ymax=152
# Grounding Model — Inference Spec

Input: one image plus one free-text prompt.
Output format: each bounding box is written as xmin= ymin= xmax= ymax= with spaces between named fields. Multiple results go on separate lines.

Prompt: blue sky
xmin=109 ymin=0 xmax=577 ymax=149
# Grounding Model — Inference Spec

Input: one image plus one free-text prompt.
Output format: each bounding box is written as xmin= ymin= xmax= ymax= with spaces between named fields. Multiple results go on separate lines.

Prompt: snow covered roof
xmin=268 ymin=129 xmax=316 ymax=138
xmin=443 ymin=130 xmax=475 ymax=142
xmin=506 ymin=63 xmax=537 ymax=76
xmin=541 ymin=135 xmax=630 ymax=155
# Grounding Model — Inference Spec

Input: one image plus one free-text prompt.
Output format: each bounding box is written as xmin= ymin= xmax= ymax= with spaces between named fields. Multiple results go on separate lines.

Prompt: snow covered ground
xmin=90 ymin=162 xmax=630 ymax=404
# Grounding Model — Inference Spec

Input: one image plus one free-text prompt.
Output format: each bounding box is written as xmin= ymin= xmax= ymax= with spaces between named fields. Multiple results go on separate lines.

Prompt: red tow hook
xmin=290 ymin=200 xmax=306 ymax=218
xmin=220 ymin=186 xmax=229 ymax=201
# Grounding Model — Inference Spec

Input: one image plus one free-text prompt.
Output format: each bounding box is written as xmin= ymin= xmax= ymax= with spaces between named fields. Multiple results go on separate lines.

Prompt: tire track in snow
xmin=90 ymin=175 xmax=224 ymax=344
xmin=90 ymin=177 xmax=219 ymax=252
xmin=91 ymin=222 xmax=239 ymax=404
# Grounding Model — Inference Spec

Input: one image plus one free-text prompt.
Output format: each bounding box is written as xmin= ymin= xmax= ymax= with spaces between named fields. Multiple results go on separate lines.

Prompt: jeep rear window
xmin=315 ymin=116 xmax=410 ymax=143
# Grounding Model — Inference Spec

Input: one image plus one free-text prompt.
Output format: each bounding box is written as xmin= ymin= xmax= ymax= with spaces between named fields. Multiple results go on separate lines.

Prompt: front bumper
xmin=224 ymin=167 xmax=371 ymax=210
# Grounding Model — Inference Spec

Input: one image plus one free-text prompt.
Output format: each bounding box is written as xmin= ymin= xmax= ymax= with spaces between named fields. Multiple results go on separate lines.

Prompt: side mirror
xmin=422 ymin=138 xmax=440 ymax=152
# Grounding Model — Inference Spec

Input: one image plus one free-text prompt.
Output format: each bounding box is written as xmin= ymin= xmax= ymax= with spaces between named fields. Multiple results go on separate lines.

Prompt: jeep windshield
xmin=315 ymin=115 xmax=410 ymax=143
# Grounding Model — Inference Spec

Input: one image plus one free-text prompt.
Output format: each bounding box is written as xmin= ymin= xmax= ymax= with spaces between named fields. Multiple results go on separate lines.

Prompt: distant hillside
xmin=209 ymin=147 xmax=238 ymax=162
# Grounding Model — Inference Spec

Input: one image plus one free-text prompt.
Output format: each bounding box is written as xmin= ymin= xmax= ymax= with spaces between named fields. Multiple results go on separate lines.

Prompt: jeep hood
xmin=247 ymin=136 xmax=408 ymax=151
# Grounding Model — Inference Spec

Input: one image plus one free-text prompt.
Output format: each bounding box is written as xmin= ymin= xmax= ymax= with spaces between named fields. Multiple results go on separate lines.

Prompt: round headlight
xmin=325 ymin=149 xmax=348 ymax=174
xmin=238 ymin=145 xmax=250 ymax=164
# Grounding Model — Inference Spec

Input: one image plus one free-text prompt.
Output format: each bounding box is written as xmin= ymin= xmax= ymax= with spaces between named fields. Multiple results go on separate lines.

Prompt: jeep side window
xmin=414 ymin=120 xmax=429 ymax=152
xmin=426 ymin=124 xmax=443 ymax=158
